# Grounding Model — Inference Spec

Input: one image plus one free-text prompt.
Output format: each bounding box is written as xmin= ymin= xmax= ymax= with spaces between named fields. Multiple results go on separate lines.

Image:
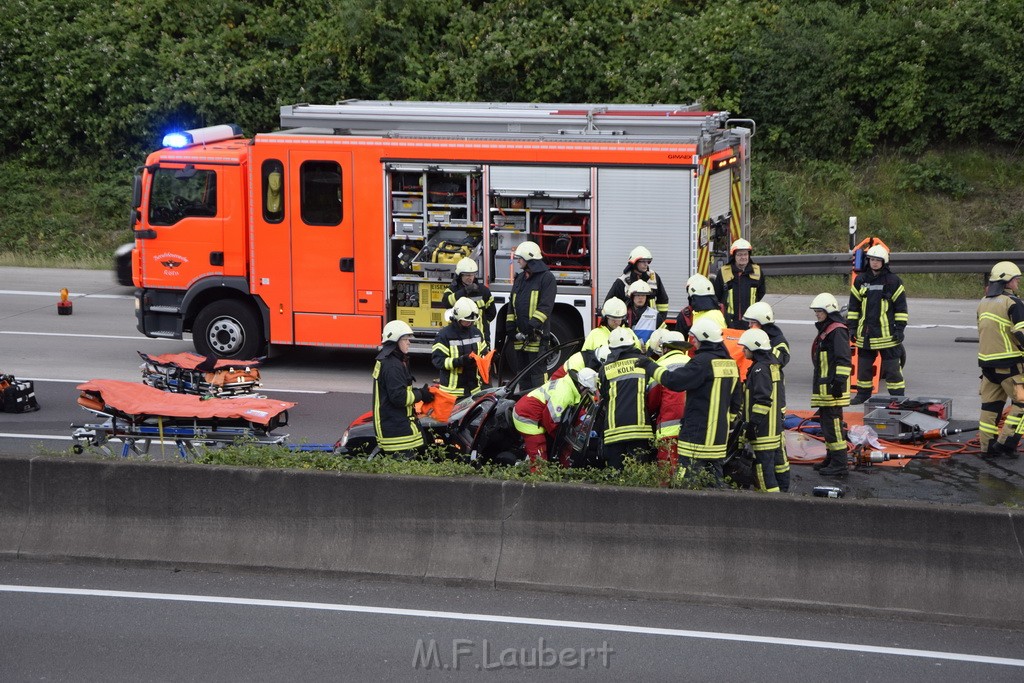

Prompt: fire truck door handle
xmin=339 ymin=258 xmax=355 ymax=272
xmin=134 ymin=229 xmax=157 ymax=240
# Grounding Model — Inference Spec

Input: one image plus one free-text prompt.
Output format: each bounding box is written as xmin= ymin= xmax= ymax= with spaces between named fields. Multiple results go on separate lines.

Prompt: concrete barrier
xmin=2 ymin=455 xmax=1022 ymax=628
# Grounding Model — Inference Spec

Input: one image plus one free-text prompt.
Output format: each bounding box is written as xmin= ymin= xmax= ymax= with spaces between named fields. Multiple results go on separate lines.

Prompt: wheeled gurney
xmin=71 ymin=379 xmax=294 ymax=458
xmin=138 ymin=351 xmax=263 ymax=397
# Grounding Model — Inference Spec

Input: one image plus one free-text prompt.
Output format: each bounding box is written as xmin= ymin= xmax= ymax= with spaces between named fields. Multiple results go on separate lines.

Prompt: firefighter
xmin=809 ymin=293 xmax=853 ymax=476
xmin=443 ymin=258 xmax=496 ymax=344
xmin=674 ymin=273 xmax=726 ymax=338
xmin=977 ymin=261 xmax=1024 ymax=458
xmin=713 ymin=238 xmax=766 ymax=330
xmin=512 ymin=367 xmax=599 ymax=470
xmin=625 ymin=280 xmax=659 ymax=347
xmin=373 ymin=320 xmax=434 ymax=456
xmin=506 ymin=241 xmax=557 ymax=389
xmin=598 ymin=328 xmax=655 ymax=468
xmin=736 ymin=328 xmax=784 ymax=492
xmin=638 ymin=317 xmax=739 ymax=485
xmin=645 ymin=327 xmax=668 ymax=359
xmin=743 ymin=301 xmax=791 ymax=490
xmin=645 ymin=330 xmax=690 ymax=476
xmin=431 ymin=297 xmax=488 ymax=400
xmin=847 ymin=244 xmax=909 ymax=404
xmin=581 ymin=298 xmax=629 ymax=363
xmin=605 ymin=246 xmax=669 ymax=324
xmin=552 ymin=345 xmax=610 ymax=380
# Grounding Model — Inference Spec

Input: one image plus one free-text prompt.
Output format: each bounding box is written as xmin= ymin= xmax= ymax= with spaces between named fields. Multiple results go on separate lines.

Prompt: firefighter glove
xmin=830 ymin=379 xmax=847 ymax=398
xmin=515 ymin=332 xmax=527 ymax=342
xmin=450 ymin=355 xmax=465 ymax=368
xmin=528 ymin=318 xmax=543 ymax=331
xmin=634 ymin=356 xmax=655 ymax=372
xmin=893 ymin=328 xmax=905 ymax=343
xmin=744 ymin=422 xmax=759 ymax=440
xmin=419 ymin=384 xmax=435 ymax=404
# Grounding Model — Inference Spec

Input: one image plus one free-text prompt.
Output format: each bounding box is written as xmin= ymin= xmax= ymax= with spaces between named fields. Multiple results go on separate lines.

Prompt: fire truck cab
xmin=130 ymin=101 xmax=752 ymax=360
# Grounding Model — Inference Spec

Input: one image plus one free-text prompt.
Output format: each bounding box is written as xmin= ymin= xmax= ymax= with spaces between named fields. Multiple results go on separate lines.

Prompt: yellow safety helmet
xmin=628 ymin=246 xmax=653 ymax=264
xmin=743 ymin=301 xmax=775 ymax=325
xmin=514 ymin=241 xmax=543 ymax=261
xmin=730 ymin=238 xmax=753 ymax=255
xmin=989 ymin=261 xmax=1022 ymax=282
xmin=601 ymin=297 xmax=628 ymax=318
xmin=381 ymin=320 xmax=414 ymax=343
xmin=686 ymin=273 xmax=714 ymax=297
xmin=865 ymin=244 xmax=889 ymax=264
xmin=738 ymin=328 xmax=771 ymax=352
xmin=626 ymin=280 xmax=652 ymax=297
xmin=452 ymin=297 xmax=479 ymax=322
xmin=689 ymin=317 xmax=724 ymax=343
xmin=809 ymin=292 xmax=840 ymax=314
xmin=455 ymin=257 xmax=478 ymax=275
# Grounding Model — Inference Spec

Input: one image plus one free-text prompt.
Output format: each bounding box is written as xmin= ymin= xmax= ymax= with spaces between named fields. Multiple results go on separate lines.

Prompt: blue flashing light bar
xmin=162 ymin=124 xmax=242 ymax=149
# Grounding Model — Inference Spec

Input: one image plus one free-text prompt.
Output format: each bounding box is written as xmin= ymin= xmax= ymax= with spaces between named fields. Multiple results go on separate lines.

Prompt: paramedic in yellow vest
xmin=513 ymin=368 xmax=599 ymax=470
xmin=714 ymin=238 xmax=766 ymax=330
xmin=625 ymin=280 xmax=659 ymax=347
xmin=443 ymin=258 xmax=496 ymax=344
xmin=605 ymin=246 xmax=669 ymax=324
xmin=581 ymin=297 xmax=627 ymax=365
xmin=431 ymin=298 xmax=488 ymax=400
xmin=373 ymin=321 xmax=435 ymax=456
xmin=506 ymin=241 xmax=557 ymax=389
xmin=646 ymin=330 xmax=690 ymax=476
xmin=977 ymin=261 xmax=1024 ymax=458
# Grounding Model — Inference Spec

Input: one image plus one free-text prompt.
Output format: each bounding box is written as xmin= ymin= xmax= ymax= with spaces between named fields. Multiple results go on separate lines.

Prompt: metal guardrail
xmin=756 ymin=251 xmax=1024 ymax=276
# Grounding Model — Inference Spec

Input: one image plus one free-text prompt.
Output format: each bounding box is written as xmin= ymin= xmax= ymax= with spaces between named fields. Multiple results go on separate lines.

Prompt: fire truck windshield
xmin=148 ymin=167 xmax=218 ymax=226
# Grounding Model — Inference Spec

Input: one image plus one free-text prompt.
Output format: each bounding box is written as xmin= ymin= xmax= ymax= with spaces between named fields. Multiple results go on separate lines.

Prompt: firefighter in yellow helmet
xmin=506 ymin=240 xmax=557 ymax=389
xmin=373 ymin=320 xmax=434 ymax=456
xmin=431 ymin=297 xmax=489 ymax=400
xmin=977 ymin=261 xmax=1024 ymax=458
xmin=847 ymin=244 xmax=909 ymax=404
xmin=713 ymin=238 xmax=766 ymax=330
xmin=605 ymin=246 xmax=669 ymax=324
xmin=443 ymin=258 xmax=496 ymax=343
xmin=809 ymin=293 xmax=852 ymax=476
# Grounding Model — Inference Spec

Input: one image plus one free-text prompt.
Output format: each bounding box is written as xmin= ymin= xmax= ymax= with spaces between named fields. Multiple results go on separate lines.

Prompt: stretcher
xmin=138 ymin=351 xmax=263 ymax=397
xmin=71 ymin=379 xmax=294 ymax=458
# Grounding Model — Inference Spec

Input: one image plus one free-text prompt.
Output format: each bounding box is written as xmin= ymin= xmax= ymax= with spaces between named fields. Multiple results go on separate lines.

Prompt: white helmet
xmin=601 ymin=297 xmax=628 ymax=318
xmin=738 ymin=328 xmax=771 ymax=352
xmin=809 ymin=292 xmax=840 ymax=314
xmin=689 ymin=317 xmax=724 ymax=343
xmin=865 ymin=244 xmax=889 ymax=264
xmin=686 ymin=273 xmax=714 ymax=297
xmin=628 ymin=246 xmax=653 ymax=264
xmin=989 ymin=261 xmax=1022 ymax=282
xmin=730 ymin=238 xmax=753 ymax=255
xmin=514 ymin=240 xmax=542 ymax=261
xmin=626 ymin=280 xmax=652 ymax=297
xmin=452 ymin=297 xmax=479 ymax=322
xmin=381 ymin=320 xmax=414 ymax=343
xmin=661 ymin=330 xmax=690 ymax=350
xmin=574 ymin=367 xmax=599 ymax=393
xmin=594 ymin=345 xmax=611 ymax=364
xmin=743 ymin=301 xmax=775 ymax=325
xmin=608 ymin=327 xmax=636 ymax=349
xmin=645 ymin=328 xmax=667 ymax=355
xmin=455 ymin=257 xmax=478 ymax=275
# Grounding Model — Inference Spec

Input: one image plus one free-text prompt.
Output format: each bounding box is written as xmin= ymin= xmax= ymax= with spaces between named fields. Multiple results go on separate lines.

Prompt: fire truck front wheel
xmin=193 ymin=300 xmax=265 ymax=359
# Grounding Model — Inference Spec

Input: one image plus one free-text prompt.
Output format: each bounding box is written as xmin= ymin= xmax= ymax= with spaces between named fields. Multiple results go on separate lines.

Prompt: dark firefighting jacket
xmin=811 ymin=311 xmax=852 ymax=408
xmin=372 ymin=342 xmax=427 ymax=452
xmin=606 ymin=265 xmax=669 ymax=321
xmin=654 ymin=342 xmax=738 ymax=459
xmin=599 ymin=347 xmax=654 ymax=444
xmin=714 ymin=259 xmax=765 ymax=329
xmin=762 ymin=322 xmax=790 ymax=409
xmin=508 ymin=259 xmax=557 ymax=353
xmin=737 ymin=350 xmax=783 ymax=451
xmin=431 ymin=320 xmax=488 ymax=398
xmin=443 ymin=277 xmax=496 ymax=342
xmin=847 ymin=265 xmax=908 ymax=350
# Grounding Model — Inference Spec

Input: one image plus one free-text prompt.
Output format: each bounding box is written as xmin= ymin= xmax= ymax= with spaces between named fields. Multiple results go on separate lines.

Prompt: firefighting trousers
xmin=602 ymin=439 xmax=652 ymax=469
xmin=753 ymin=448 xmax=783 ymax=492
xmin=979 ymin=369 xmax=1024 ymax=450
xmin=818 ymin=406 xmax=848 ymax=465
xmin=855 ymin=346 xmax=905 ymax=396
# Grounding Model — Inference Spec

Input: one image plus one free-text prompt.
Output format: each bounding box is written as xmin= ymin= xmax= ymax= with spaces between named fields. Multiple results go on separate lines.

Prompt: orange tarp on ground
xmin=786 ymin=408 xmax=921 ymax=467
xmin=77 ymin=379 xmax=293 ymax=425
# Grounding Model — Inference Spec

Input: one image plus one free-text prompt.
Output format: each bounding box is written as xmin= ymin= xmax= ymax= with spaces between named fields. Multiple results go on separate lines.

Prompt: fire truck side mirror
xmin=131 ymin=172 xmax=143 ymax=210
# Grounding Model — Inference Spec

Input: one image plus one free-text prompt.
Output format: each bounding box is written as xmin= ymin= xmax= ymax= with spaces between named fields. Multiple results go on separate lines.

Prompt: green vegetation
xmin=1 ymin=0 xmax=1021 ymax=289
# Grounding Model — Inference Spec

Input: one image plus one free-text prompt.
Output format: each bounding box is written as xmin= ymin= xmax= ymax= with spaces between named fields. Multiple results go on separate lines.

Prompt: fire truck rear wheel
xmin=193 ymin=301 xmax=265 ymax=359
xmin=544 ymin=316 xmax=576 ymax=374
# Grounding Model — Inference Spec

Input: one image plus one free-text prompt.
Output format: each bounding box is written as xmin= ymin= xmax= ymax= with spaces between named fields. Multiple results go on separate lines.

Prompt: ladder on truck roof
xmin=278 ymin=100 xmax=733 ymax=145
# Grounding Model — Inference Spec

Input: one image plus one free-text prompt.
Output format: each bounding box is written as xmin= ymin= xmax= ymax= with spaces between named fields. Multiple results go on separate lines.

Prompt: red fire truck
xmin=128 ymin=101 xmax=753 ymax=359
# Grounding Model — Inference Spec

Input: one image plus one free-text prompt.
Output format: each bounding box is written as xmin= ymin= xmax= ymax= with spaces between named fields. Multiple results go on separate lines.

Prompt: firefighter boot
xmin=819 ymin=449 xmax=849 ymax=476
xmin=1004 ymin=434 xmax=1021 ymax=460
xmin=983 ymin=440 xmax=1009 ymax=459
xmin=813 ymin=455 xmax=832 ymax=471
xmin=849 ymin=391 xmax=871 ymax=406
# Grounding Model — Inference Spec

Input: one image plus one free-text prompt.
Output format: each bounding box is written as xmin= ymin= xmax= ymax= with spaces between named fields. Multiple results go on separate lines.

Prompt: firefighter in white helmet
xmin=373 ymin=320 xmax=434 ymax=456
xmin=598 ymin=328 xmax=654 ymax=469
xmin=506 ymin=240 xmax=557 ymax=389
xmin=605 ymin=245 xmax=670 ymax=324
xmin=513 ymin=367 xmax=599 ymax=470
xmin=977 ymin=261 xmax=1024 ymax=458
xmin=625 ymin=279 xmax=659 ymax=346
xmin=443 ymin=257 xmax=495 ymax=343
xmin=736 ymin=328 xmax=785 ymax=492
xmin=645 ymin=330 xmax=691 ymax=477
xmin=713 ymin=238 xmax=766 ymax=330
xmin=636 ymin=317 xmax=739 ymax=485
xmin=431 ymin=297 xmax=489 ymax=400
xmin=846 ymin=243 xmax=909 ymax=404
xmin=809 ymin=293 xmax=852 ymax=476
xmin=674 ymin=273 xmax=726 ymax=338
xmin=743 ymin=301 xmax=791 ymax=490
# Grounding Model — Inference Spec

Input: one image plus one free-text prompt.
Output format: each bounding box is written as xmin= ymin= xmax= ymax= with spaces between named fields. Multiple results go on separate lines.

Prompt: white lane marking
xmin=0 ymin=433 xmax=72 ymax=441
xmin=20 ymin=377 xmax=328 ymax=395
xmin=0 ymin=585 xmax=1020 ymax=668
xmin=0 ymin=331 xmax=164 ymax=341
xmin=0 ymin=290 xmax=133 ymax=300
